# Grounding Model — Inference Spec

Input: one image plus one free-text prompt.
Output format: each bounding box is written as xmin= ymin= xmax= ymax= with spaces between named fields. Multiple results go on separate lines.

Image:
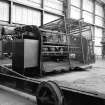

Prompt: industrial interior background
xmin=0 ymin=0 xmax=105 ymax=59
xmin=0 ymin=0 xmax=105 ymax=105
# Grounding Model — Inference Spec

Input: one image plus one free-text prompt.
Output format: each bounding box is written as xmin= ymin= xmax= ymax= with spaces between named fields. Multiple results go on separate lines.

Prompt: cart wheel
xmin=36 ymin=81 xmax=64 ymax=105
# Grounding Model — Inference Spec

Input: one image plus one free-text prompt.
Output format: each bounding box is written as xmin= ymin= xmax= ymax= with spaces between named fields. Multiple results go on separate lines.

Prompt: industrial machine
xmin=0 ymin=18 xmax=95 ymax=76
xmin=2 ymin=18 xmax=105 ymax=105
xmin=12 ymin=25 xmax=41 ymax=76
xmin=8 ymin=18 xmax=95 ymax=77
xmin=1 ymin=26 xmax=15 ymax=58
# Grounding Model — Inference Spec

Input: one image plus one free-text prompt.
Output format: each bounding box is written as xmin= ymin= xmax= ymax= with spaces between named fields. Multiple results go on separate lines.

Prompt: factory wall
xmin=69 ymin=0 xmax=105 ymax=57
xmin=13 ymin=5 xmax=41 ymax=25
xmin=0 ymin=0 xmax=63 ymax=25
xmin=0 ymin=0 xmax=104 ymax=57
xmin=0 ymin=1 xmax=9 ymax=22
xmin=0 ymin=0 xmax=63 ymax=57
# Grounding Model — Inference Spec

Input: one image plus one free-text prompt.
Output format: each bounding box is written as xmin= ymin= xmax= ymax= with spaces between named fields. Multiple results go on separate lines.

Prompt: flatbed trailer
xmin=0 ymin=64 xmax=105 ymax=105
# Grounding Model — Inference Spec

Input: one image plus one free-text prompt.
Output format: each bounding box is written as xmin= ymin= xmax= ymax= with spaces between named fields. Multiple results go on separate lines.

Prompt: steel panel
xmin=0 ymin=1 xmax=9 ymax=21
xmin=83 ymin=0 xmax=94 ymax=13
xmin=95 ymin=16 xmax=103 ymax=27
xmin=27 ymin=9 xmax=33 ymax=25
xmin=22 ymin=7 xmax=28 ymax=24
xmin=24 ymin=39 xmax=39 ymax=68
xmin=12 ymin=0 xmax=41 ymax=8
xmin=32 ymin=10 xmax=41 ymax=26
xmin=95 ymin=27 xmax=103 ymax=38
xmin=44 ymin=13 xmax=60 ymax=24
xmin=70 ymin=6 xmax=81 ymax=19
xmin=13 ymin=5 xmax=41 ymax=26
xmin=71 ymin=0 xmax=81 ymax=8
xmin=83 ymin=11 xmax=93 ymax=24
xmin=44 ymin=0 xmax=63 ymax=15
xmin=15 ymin=5 xmax=22 ymax=23
xmin=95 ymin=3 xmax=104 ymax=17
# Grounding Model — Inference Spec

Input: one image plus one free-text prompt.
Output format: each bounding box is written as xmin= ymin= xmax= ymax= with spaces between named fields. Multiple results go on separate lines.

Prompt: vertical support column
xmin=63 ymin=0 xmax=71 ymax=18
xmin=93 ymin=0 xmax=96 ymax=57
xmin=63 ymin=0 xmax=71 ymax=66
xmin=65 ymin=0 xmax=71 ymax=18
xmin=41 ymin=0 xmax=44 ymax=25
xmin=93 ymin=0 xmax=95 ymax=25
xmin=80 ymin=0 xmax=83 ymax=19
xmin=102 ymin=6 xmax=105 ymax=58
xmin=9 ymin=1 xmax=13 ymax=24
xmin=0 ymin=31 xmax=2 ymax=58
xmin=102 ymin=6 xmax=105 ymax=41
xmin=40 ymin=0 xmax=44 ymax=76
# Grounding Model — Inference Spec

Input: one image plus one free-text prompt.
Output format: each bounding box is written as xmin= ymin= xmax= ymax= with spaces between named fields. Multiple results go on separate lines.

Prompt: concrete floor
xmin=37 ymin=58 xmax=105 ymax=81
xmin=0 ymin=57 xmax=105 ymax=84
xmin=0 ymin=89 xmax=36 ymax=105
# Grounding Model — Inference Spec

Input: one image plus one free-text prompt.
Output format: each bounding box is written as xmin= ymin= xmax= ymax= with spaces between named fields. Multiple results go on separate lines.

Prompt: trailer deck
xmin=31 ymin=66 xmax=105 ymax=99
xmin=0 ymin=62 xmax=105 ymax=99
xmin=0 ymin=59 xmax=105 ymax=105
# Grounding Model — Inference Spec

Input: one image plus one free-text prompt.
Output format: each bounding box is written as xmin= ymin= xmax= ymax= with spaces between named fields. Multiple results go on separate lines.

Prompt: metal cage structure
xmin=40 ymin=18 xmax=95 ymax=73
xmin=0 ymin=18 xmax=95 ymax=76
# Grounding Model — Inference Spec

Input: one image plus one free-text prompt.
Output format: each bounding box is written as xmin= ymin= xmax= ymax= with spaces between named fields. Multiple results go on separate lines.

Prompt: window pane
xmin=28 ymin=0 xmax=41 ymax=4
xmin=44 ymin=0 xmax=63 ymax=15
xmin=95 ymin=4 xmax=104 ymax=17
xmin=70 ymin=6 xmax=81 ymax=19
xmin=13 ymin=5 xmax=41 ymax=26
xmin=94 ymin=46 xmax=102 ymax=56
xmin=95 ymin=27 xmax=103 ymax=38
xmin=83 ymin=0 xmax=94 ymax=13
xmin=0 ymin=1 xmax=9 ymax=21
xmin=71 ymin=0 xmax=80 ymax=8
xmin=44 ymin=13 xmax=60 ymax=24
xmin=15 ymin=5 xmax=22 ymax=23
xmin=83 ymin=11 xmax=93 ymax=24
xmin=95 ymin=37 xmax=102 ymax=46
xmin=32 ymin=10 xmax=41 ymax=26
xmin=22 ymin=7 xmax=28 ymax=24
xmin=14 ymin=0 xmax=41 ymax=8
xmin=27 ymin=9 xmax=33 ymax=25
xmin=95 ymin=27 xmax=102 ymax=46
xmin=95 ymin=16 xmax=103 ymax=27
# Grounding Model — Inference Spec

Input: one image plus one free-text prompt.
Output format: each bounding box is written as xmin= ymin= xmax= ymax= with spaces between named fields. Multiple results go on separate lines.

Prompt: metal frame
xmin=40 ymin=17 xmax=94 ymax=72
